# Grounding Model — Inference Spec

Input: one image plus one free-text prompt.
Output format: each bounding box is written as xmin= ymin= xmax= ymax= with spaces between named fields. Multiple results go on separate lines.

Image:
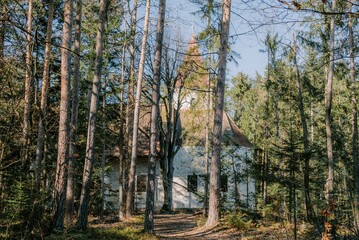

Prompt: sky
xmin=163 ymin=0 xmax=305 ymax=79
xmin=134 ymin=0 xmax=305 ymax=80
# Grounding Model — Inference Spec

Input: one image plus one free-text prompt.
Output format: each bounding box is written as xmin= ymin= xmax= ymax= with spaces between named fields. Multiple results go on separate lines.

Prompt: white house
xmin=105 ymin=34 xmax=255 ymax=211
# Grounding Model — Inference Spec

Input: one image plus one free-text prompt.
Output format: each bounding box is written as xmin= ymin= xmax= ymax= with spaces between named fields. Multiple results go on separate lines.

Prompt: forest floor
xmin=46 ymin=212 xmax=356 ymax=239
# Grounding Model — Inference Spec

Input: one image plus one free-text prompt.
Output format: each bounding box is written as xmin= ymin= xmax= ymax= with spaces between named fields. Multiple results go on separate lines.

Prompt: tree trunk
xmin=325 ymin=0 xmax=335 ymax=205
xmin=53 ymin=0 xmax=73 ymax=232
xmin=203 ymin=49 xmax=212 ymax=217
xmin=118 ymin=44 xmax=126 ymax=221
xmin=21 ymin=0 xmax=33 ymax=169
xmin=124 ymin=2 xmax=138 ymax=204
xmin=126 ymin=0 xmax=150 ymax=218
xmin=144 ymin=0 xmax=166 ymax=233
xmin=35 ymin=0 xmax=54 ymax=191
xmin=65 ymin=0 xmax=82 ymax=225
xmin=293 ymin=36 xmax=312 ymax=220
xmin=205 ymin=0 xmax=231 ymax=228
xmin=77 ymin=0 xmax=107 ymax=230
xmin=100 ymin=73 xmax=107 ymax=220
xmin=348 ymin=1 xmax=359 ymax=229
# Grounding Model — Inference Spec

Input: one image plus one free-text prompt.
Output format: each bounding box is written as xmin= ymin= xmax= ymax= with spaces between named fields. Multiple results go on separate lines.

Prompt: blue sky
xmin=138 ymin=0 xmax=304 ymax=79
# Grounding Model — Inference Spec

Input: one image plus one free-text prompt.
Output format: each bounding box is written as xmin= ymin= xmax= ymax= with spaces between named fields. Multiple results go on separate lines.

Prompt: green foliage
xmin=223 ymin=211 xmax=256 ymax=231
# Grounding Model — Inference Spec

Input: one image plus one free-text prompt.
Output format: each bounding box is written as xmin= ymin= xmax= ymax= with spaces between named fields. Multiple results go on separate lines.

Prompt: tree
xmin=144 ymin=0 xmax=166 ymax=233
xmin=35 ymin=0 xmax=54 ymax=190
xmin=205 ymin=0 xmax=231 ymax=228
xmin=325 ymin=0 xmax=336 ymax=205
xmin=65 ymin=0 xmax=82 ymax=224
xmin=77 ymin=0 xmax=108 ymax=230
xmin=126 ymin=0 xmax=150 ymax=218
xmin=21 ymin=0 xmax=33 ymax=168
xmin=52 ymin=0 xmax=73 ymax=232
xmin=292 ymin=36 xmax=313 ymax=220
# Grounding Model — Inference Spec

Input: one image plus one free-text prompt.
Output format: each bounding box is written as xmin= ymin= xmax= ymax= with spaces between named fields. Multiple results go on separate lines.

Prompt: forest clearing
xmin=1 ymin=0 xmax=359 ymax=239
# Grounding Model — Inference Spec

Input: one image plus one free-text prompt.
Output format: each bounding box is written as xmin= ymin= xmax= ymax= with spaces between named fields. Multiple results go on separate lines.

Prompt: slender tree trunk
xmin=144 ymin=0 xmax=166 ymax=233
xmin=124 ymin=1 xmax=138 ymax=198
xmin=126 ymin=0 xmax=150 ymax=218
xmin=35 ymin=0 xmax=54 ymax=191
xmin=118 ymin=44 xmax=126 ymax=221
xmin=65 ymin=0 xmax=82 ymax=225
xmin=22 ymin=0 xmax=33 ymax=168
xmin=325 ymin=0 xmax=335 ymax=205
xmin=205 ymin=0 xmax=231 ymax=228
xmin=53 ymin=0 xmax=73 ymax=232
xmin=100 ymin=73 xmax=107 ymax=220
xmin=348 ymin=1 xmax=359 ymax=229
xmin=77 ymin=0 xmax=108 ymax=230
xmin=293 ymin=36 xmax=312 ymax=220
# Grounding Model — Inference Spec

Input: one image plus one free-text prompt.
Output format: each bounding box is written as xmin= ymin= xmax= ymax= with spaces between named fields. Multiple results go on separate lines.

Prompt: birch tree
xmin=205 ymin=0 xmax=231 ymax=228
xmin=77 ymin=0 xmax=108 ymax=230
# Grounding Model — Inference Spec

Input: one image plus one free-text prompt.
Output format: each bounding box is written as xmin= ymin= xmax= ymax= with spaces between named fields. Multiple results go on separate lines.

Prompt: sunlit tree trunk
xmin=35 ymin=0 xmax=54 ymax=191
xmin=205 ymin=0 xmax=231 ymax=228
xmin=144 ymin=0 xmax=166 ymax=233
xmin=325 ymin=0 xmax=335 ymax=205
xmin=126 ymin=0 xmax=150 ymax=218
xmin=65 ymin=0 xmax=82 ymax=225
xmin=53 ymin=0 xmax=73 ymax=232
xmin=77 ymin=0 xmax=108 ymax=230
xmin=21 ymin=0 xmax=33 ymax=168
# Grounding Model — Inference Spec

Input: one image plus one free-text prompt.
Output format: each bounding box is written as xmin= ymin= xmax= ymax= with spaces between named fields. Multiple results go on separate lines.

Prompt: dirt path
xmin=154 ymin=213 xmax=242 ymax=240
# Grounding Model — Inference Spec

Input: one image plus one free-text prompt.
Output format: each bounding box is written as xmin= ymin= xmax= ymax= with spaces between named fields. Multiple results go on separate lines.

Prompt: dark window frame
xmin=136 ymin=174 xmax=147 ymax=192
xmin=187 ymin=174 xmax=198 ymax=192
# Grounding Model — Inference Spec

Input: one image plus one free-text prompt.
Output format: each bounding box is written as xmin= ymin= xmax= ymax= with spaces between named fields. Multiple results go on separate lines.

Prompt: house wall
xmin=106 ymin=146 xmax=255 ymax=211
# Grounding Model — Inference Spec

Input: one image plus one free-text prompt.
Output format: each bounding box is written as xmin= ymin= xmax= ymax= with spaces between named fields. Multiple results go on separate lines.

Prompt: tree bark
xmin=124 ymin=2 xmax=138 ymax=203
xmin=65 ymin=0 xmax=82 ymax=225
xmin=21 ymin=0 xmax=33 ymax=169
xmin=35 ymin=0 xmax=54 ymax=191
xmin=144 ymin=0 xmax=166 ymax=233
xmin=118 ymin=44 xmax=126 ymax=221
xmin=53 ymin=0 xmax=73 ymax=232
xmin=325 ymin=0 xmax=335 ymax=205
xmin=348 ymin=1 xmax=359 ymax=229
xmin=205 ymin=0 xmax=231 ymax=228
xmin=126 ymin=0 xmax=150 ymax=218
xmin=77 ymin=0 xmax=108 ymax=230
xmin=100 ymin=72 xmax=107 ymax=220
xmin=292 ymin=36 xmax=312 ymax=220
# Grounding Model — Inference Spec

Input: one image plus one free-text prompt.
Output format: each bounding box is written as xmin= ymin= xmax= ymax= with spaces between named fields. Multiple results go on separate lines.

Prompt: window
xmin=187 ymin=175 xmax=198 ymax=192
xmin=136 ymin=175 xmax=147 ymax=192
xmin=220 ymin=175 xmax=228 ymax=192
